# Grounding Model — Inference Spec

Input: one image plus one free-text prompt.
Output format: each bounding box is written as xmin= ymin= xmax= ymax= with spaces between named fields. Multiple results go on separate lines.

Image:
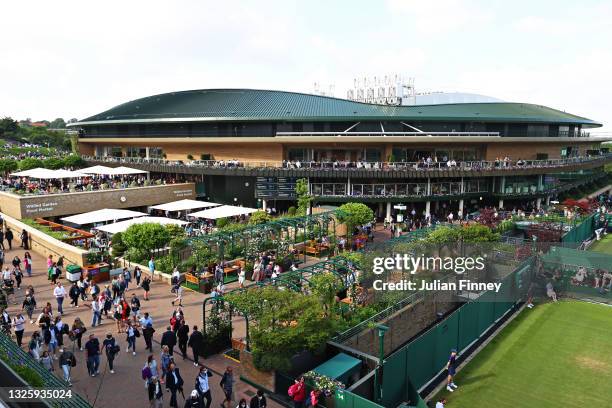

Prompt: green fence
xmin=0 ymin=332 xmax=91 ymax=408
xmin=561 ymin=213 xmax=595 ymax=243
xmin=377 ymin=260 xmax=533 ymax=407
xmin=335 ymin=388 xmax=385 ymax=408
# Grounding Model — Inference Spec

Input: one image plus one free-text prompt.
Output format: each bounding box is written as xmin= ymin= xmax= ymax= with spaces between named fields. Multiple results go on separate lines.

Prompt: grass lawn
xmin=435 ymin=301 xmax=612 ymax=408
xmin=589 ymin=233 xmax=612 ymax=255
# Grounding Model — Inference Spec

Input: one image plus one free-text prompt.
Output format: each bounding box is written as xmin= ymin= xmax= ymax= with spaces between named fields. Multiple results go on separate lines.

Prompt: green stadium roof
xmin=74 ymin=89 xmax=601 ymax=127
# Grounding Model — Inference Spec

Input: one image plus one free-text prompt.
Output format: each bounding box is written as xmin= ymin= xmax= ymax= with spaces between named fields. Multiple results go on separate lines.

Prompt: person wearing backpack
xmin=102 ymin=333 xmax=118 ymax=373
xmin=288 ymin=377 xmax=307 ymax=408
xmin=59 ymin=348 xmax=76 ymax=386
xmin=126 ymin=320 xmax=139 ymax=355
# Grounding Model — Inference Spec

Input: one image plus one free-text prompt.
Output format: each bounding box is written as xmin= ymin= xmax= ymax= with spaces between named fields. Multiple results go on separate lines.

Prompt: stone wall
xmin=0 ymin=183 xmax=196 ymax=219
xmin=1 ymin=212 xmax=89 ymax=267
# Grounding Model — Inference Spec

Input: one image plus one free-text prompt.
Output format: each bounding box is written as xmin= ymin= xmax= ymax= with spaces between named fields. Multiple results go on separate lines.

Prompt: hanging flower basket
xmin=303 ymin=371 xmax=345 ymax=396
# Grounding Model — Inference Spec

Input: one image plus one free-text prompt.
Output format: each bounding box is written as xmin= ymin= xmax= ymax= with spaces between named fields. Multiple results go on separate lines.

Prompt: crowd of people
xmin=0 ymin=174 xmax=186 ymax=196
xmin=0 ymin=227 xmax=280 ymax=408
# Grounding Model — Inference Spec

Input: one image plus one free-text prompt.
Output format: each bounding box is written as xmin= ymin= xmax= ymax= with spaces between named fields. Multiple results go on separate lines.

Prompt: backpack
xmin=288 ymin=384 xmax=296 ymax=397
xmin=142 ymin=365 xmax=152 ymax=380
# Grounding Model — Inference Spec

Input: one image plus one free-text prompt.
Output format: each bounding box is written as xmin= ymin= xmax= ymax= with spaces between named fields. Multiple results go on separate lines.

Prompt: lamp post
xmin=374 ymin=324 xmax=389 ymax=404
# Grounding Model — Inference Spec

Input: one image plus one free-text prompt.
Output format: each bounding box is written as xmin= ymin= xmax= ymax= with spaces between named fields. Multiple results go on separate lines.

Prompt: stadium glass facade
xmin=70 ymin=89 xmax=612 ymax=218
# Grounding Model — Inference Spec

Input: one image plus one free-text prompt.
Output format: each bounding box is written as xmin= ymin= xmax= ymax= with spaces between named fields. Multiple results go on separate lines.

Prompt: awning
xmin=10 ymin=168 xmax=86 ymax=179
xmin=61 ymin=208 xmax=147 ymax=226
xmin=150 ymin=199 xmax=220 ymax=212
xmin=77 ymin=165 xmax=117 ymax=175
xmin=111 ymin=166 xmax=148 ymax=175
xmin=94 ymin=216 xmax=187 ymax=234
xmin=189 ymin=205 xmax=258 ymax=220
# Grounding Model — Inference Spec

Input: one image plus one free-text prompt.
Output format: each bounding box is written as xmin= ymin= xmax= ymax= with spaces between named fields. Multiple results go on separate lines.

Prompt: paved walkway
xmin=3 ymin=237 xmax=283 ymax=408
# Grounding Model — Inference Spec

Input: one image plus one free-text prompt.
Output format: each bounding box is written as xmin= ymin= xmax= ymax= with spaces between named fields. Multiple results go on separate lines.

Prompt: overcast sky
xmin=1 ymin=0 xmax=610 ymax=131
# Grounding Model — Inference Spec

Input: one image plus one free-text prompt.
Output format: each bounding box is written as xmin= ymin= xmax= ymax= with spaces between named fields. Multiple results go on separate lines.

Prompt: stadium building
xmin=70 ymin=89 xmax=612 ymax=218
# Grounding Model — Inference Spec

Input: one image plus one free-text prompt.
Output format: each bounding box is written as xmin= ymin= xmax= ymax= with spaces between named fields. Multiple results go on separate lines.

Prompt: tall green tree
xmin=337 ymin=202 xmax=374 ymax=236
xmin=295 ymin=178 xmax=312 ymax=215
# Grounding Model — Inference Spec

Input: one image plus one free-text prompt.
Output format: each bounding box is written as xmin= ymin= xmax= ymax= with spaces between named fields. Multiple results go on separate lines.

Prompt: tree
xmin=43 ymin=157 xmax=65 ymax=170
xmin=122 ymin=223 xmax=171 ymax=256
xmin=337 ymin=203 xmax=374 ymax=232
xmin=295 ymin=178 xmax=312 ymax=215
xmin=49 ymin=118 xmax=66 ymax=129
xmin=248 ymin=211 xmax=271 ymax=225
xmin=18 ymin=158 xmax=43 ymax=170
xmin=0 ymin=117 xmax=19 ymax=136
xmin=309 ymin=273 xmax=341 ymax=317
xmin=62 ymin=154 xmax=86 ymax=168
xmin=0 ymin=159 xmax=18 ymax=175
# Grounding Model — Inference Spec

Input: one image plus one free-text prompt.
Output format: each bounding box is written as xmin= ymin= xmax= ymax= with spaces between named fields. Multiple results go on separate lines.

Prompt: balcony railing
xmin=310 ymin=181 xmax=487 ymax=198
xmin=82 ymin=153 xmax=612 ymax=173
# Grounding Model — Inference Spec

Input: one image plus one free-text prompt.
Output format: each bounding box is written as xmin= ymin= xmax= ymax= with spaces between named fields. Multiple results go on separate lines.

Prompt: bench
xmin=304 ymin=246 xmax=320 ymax=257
xmin=185 ymin=273 xmax=200 ymax=285
xmin=231 ymin=338 xmax=246 ymax=351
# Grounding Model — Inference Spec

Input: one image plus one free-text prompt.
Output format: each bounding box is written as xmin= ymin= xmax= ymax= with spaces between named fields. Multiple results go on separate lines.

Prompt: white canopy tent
xmin=150 ymin=199 xmax=220 ymax=213
xmin=10 ymin=168 xmax=87 ymax=179
xmin=189 ymin=205 xmax=258 ymax=220
xmin=77 ymin=165 xmax=117 ymax=175
xmin=111 ymin=166 xmax=148 ymax=175
xmin=61 ymin=208 xmax=147 ymax=226
xmin=94 ymin=216 xmax=187 ymax=235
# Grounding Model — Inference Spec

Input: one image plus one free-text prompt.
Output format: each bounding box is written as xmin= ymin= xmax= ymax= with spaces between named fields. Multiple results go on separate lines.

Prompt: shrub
xmin=122 ymin=223 xmax=171 ymax=256
xmin=287 ymin=206 xmax=296 ymax=216
xmin=110 ymin=231 xmax=127 ymax=257
xmin=248 ymin=211 xmax=271 ymax=225
xmin=18 ymin=157 xmax=43 ymax=170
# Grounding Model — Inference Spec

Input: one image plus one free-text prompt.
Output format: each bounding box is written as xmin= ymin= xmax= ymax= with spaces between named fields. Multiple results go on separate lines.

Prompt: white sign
xmin=394 ymin=204 xmax=407 ymax=210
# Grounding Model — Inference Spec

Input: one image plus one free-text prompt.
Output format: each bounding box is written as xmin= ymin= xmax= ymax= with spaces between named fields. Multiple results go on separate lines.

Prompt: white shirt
xmin=436 ymin=402 xmax=445 ymax=408
xmin=2 ymin=269 xmax=10 ymax=280
xmin=53 ymin=286 xmax=66 ymax=298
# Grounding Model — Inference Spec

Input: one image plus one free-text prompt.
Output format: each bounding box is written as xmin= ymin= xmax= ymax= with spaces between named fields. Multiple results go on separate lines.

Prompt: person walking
xmin=188 ymin=325 xmax=203 ymax=366
xmin=142 ymin=323 xmax=155 ymax=352
xmin=22 ymin=290 xmax=37 ymax=323
xmin=445 ymin=349 xmax=459 ymax=392
xmin=69 ymin=282 xmax=80 ymax=308
xmin=20 ymin=229 xmax=29 ymax=250
xmin=23 ymin=252 xmax=32 ymax=277
xmin=161 ymin=326 xmax=177 ymax=356
xmin=50 ymin=263 xmax=61 ymax=285
xmin=148 ymin=376 xmax=164 ymax=408
xmin=0 ymin=229 xmax=4 ymax=251
xmin=54 ymin=282 xmax=66 ymax=315
xmin=59 ymin=348 xmax=76 ymax=386
xmin=219 ymin=366 xmax=234 ymax=408
xmin=28 ymin=331 xmax=42 ymax=361
xmin=148 ymin=257 xmax=155 ymax=278
xmin=103 ymin=333 xmax=118 ymax=373
xmin=41 ymin=351 xmax=54 ymax=371
xmin=5 ymin=228 xmax=13 ymax=250
xmin=126 ymin=321 xmax=139 ymax=355
xmin=55 ymin=316 xmax=66 ymax=352
xmin=185 ymin=390 xmax=203 ymax=408
xmin=130 ymin=293 xmax=141 ymax=322
xmin=160 ymin=345 xmax=172 ymax=382
xmin=91 ymin=296 xmax=102 ymax=327
xmin=13 ymin=265 xmax=23 ymax=290
xmin=171 ymin=284 xmax=183 ymax=307
xmin=122 ymin=268 xmax=131 ymax=291
xmin=134 ymin=266 xmax=142 ymax=287
xmin=195 ymin=365 xmax=213 ymax=408
xmin=85 ymin=334 xmax=100 ymax=377
xmin=12 ymin=313 xmax=25 ymax=346
xmin=164 ymin=362 xmax=184 ymax=408
xmin=249 ymin=390 xmax=267 ymax=408
xmin=141 ymin=275 xmax=151 ymax=301
xmin=71 ymin=317 xmax=86 ymax=351
xmin=177 ymin=321 xmax=189 ymax=360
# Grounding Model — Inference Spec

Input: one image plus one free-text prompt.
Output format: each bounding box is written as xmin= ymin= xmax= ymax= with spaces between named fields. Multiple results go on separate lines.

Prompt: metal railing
xmin=275 ymin=131 xmax=501 ymax=137
xmin=0 ymin=332 xmax=91 ymax=407
xmin=82 ymin=153 xmax=612 ymax=172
